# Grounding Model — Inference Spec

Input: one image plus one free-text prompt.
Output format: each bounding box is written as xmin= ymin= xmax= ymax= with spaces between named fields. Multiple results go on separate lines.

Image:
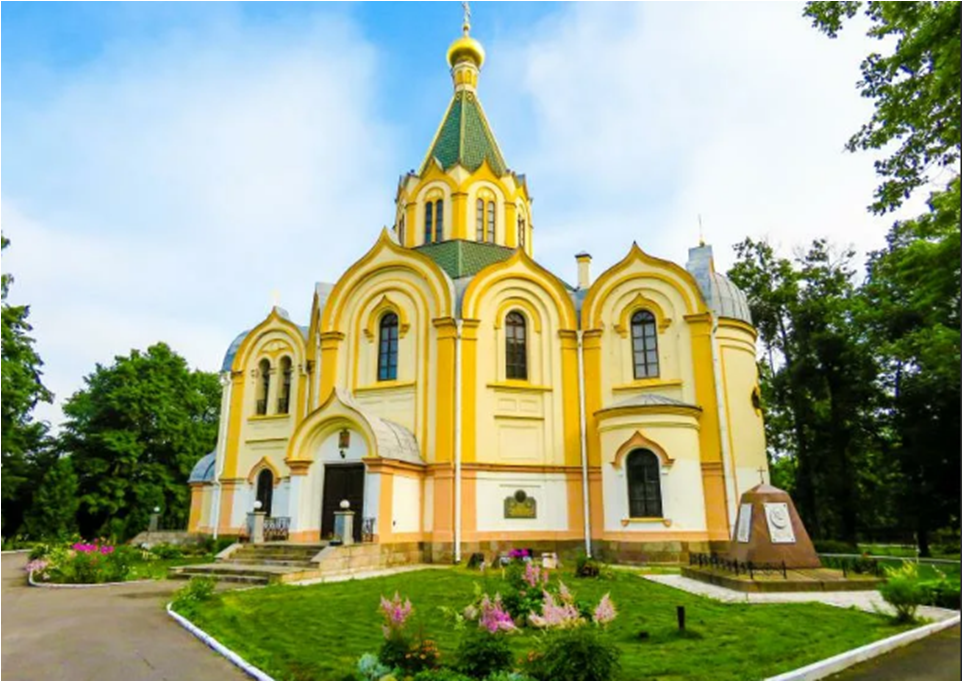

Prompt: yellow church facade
xmin=187 ymin=22 xmax=767 ymax=562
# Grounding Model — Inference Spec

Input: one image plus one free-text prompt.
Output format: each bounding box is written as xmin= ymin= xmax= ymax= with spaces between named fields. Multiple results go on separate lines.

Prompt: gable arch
xmin=231 ymin=307 xmax=308 ymax=374
xmin=322 ymin=228 xmax=454 ymax=332
xmin=462 ymin=249 xmax=577 ymax=330
xmin=582 ymin=243 xmax=707 ymax=330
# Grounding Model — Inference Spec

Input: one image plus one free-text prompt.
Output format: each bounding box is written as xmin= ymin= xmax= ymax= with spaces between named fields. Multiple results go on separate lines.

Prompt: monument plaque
xmin=736 ymin=503 xmax=753 ymax=543
xmin=504 ymin=489 xmax=537 ymax=519
xmin=764 ymin=502 xmax=796 ymax=544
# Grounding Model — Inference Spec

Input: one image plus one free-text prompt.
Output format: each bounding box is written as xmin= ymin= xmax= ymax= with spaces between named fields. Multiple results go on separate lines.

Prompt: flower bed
xmin=26 ymin=539 xmax=214 ymax=585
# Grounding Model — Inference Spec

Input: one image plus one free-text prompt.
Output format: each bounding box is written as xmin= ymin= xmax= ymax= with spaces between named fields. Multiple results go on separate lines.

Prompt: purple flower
xmin=528 ymin=585 xmax=584 ymax=630
xmin=25 ymin=559 xmax=49 ymax=574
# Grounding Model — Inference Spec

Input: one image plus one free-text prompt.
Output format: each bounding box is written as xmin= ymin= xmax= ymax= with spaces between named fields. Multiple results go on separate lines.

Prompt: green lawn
xmin=129 ymin=554 xmax=215 ymax=580
xmin=175 ymin=568 xmax=910 ymax=681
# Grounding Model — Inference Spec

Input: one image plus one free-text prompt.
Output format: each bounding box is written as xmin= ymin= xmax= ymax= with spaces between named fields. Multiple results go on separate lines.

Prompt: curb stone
xmin=167 ymin=603 xmax=274 ymax=681
xmin=767 ymin=613 xmax=962 ymax=681
xmin=27 ymin=570 xmax=155 ymax=589
xmin=1 ymin=549 xmax=32 ymax=555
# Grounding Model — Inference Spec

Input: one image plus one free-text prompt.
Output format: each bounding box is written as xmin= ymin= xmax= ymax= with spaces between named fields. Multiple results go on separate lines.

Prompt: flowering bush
xmin=507 ymin=548 xmax=530 ymax=561
xmin=375 ymin=592 xmax=439 ymax=675
xmin=502 ymin=561 xmax=552 ymax=621
xmin=456 ymin=592 xmax=517 ymax=678
xmin=26 ymin=540 xmax=136 ymax=584
xmin=528 ymin=581 xmax=617 ymax=630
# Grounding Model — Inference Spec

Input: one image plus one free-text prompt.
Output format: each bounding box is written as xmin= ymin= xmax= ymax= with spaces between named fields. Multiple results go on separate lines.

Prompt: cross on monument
xmin=757 ymin=467 xmax=767 ymax=485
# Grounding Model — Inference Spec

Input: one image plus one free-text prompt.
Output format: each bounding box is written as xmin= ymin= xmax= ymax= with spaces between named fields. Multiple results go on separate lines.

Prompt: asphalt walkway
xmin=829 ymin=624 xmax=961 ymax=681
xmin=1 ymin=552 xmax=247 ymax=681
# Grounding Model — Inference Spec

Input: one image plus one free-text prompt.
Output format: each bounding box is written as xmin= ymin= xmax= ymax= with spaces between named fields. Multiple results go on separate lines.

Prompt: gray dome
xmin=220 ymin=330 xmax=250 ymax=372
xmin=188 ymin=451 xmax=216 ymax=483
xmin=685 ymin=244 xmax=753 ymax=325
xmin=710 ymin=272 xmax=752 ymax=324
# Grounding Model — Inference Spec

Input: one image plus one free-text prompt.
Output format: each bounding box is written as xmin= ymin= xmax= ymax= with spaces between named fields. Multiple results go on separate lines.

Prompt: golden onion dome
xmin=447 ymin=33 xmax=485 ymax=69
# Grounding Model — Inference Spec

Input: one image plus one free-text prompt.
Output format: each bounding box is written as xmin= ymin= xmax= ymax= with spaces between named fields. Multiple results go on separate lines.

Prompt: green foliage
xmin=455 ymin=628 xmax=513 ymax=679
xmin=813 ymin=540 xmax=859 ymax=554
xmin=43 ymin=543 xmax=137 ymax=584
xmin=500 ymin=562 xmax=548 ymax=621
xmin=356 ymin=653 xmax=391 ymax=681
xmin=879 ymin=562 xmax=924 ymax=623
xmin=1 ymin=235 xmax=54 ymax=538
xmin=149 ymin=543 xmax=185 ymax=560
xmin=173 ymin=576 xmax=218 ymax=609
xmin=918 ymin=573 xmax=961 ymax=610
xmin=804 ymin=1 xmax=961 ymax=214
xmin=575 ymin=553 xmax=601 ymax=578
xmin=411 ymin=668 xmax=474 ymax=681
xmin=58 ymin=342 xmax=221 ymax=540
xmin=24 ymin=457 xmax=79 ymax=540
xmin=523 ymin=627 xmax=621 ymax=681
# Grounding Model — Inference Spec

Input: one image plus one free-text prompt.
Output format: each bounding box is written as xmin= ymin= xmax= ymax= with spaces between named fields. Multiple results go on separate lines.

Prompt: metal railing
xmin=689 ymin=552 xmax=789 ymax=579
xmin=362 ymin=517 xmax=376 ymax=543
xmin=244 ymin=514 xmax=291 ymax=542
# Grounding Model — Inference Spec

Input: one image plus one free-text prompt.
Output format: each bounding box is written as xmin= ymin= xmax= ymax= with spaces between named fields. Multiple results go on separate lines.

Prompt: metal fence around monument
xmin=688 ymin=552 xmax=790 ymax=579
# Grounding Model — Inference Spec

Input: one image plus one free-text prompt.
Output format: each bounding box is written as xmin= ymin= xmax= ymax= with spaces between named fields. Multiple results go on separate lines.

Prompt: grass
xmin=175 ymin=567 xmax=911 ymax=680
xmin=129 ymin=554 xmax=214 ymax=580
xmin=858 ymin=544 xmax=961 ymax=561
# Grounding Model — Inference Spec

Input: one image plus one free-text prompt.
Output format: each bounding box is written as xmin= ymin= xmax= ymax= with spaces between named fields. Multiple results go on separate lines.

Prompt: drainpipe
xmin=211 ymin=371 xmax=233 ymax=540
xmin=454 ymin=320 xmax=463 ymax=563
xmin=577 ymin=331 xmax=592 ymax=557
xmin=710 ymin=319 xmax=738 ymax=530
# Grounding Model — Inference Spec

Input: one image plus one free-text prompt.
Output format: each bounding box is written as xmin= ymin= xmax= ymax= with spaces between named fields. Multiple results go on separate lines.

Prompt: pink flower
xmin=379 ymin=592 xmax=413 ymax=638
xmin=528 ymin=588 xmax=584 ymax=629
xmin=99 ymin=546 xmax=114 ymax=555
xmin=25 ymin=559 xmax=49 ymax=574
xmin=477 ymin=594 xmax=517 ymax=633
xmin=592 ymin=593 xmax=617 ymax=626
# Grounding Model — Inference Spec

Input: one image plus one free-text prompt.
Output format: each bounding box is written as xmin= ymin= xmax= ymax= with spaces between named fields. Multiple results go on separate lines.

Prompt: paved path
xmin=643 ymin=573 xmax=957 ymax=621
xmin=829 ymin=624 xmax=961 ymax=681
xmin=1 ymin=552 xmax=247 ymax=681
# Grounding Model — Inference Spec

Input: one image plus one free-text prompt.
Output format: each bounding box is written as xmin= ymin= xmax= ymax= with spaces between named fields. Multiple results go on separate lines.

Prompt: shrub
xmin=502 ymin=562 xmax=551 ymax=621
xmin=879 ymin=562 xmax=924 ymax=622
xmin=523 ymin=627 xmax=621 ymax=681
xmin=28 ymin=543 xmax=52 ymax=561
xmin=918 ymin=570 xmax=962 ymax=610
xmin=412 ymin=668 xmax=473 ymax=681
xmin=575 ymin=553 xmax=601 ymax=578
xmin=149 ymin=543 xmax=184 ymax=560
xmin=355 ymin=653 xmax=390 ymax=681
xmin=813 ymin=540 xmax=859 ymax=554
xmin=456 ymin=628 xmax=513 ymax=679
xmin=173 ymin=576 xmax=217 ymax=609
xmin=42 ymin=542 xmax=137 ymax=584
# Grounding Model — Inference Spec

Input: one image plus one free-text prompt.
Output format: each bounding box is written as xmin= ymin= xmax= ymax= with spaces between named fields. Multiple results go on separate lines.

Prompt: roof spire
xmin=448 ymin=2 xmax=485 ymax=91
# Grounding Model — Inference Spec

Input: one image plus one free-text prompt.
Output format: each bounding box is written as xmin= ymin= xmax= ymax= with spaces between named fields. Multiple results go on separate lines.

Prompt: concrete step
xmin=169 ymin=569 xmax=269 ymax=585
xmin=227 ymin=558 xmax=317 ymax=568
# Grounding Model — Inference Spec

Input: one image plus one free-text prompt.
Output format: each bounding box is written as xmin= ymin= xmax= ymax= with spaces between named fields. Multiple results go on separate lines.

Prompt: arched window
xmin=476 ymin=198 xmax=485 ymax=241
xmin=378 ymin=312 xmax=399 ymax=381
xmin=278 ymin=357 xmax=292 ymax=414
xmin=434 ymin=199 xmax=444 ymax=242
xmin=631 ymin=310 xmax=659 ymax=379
xmin=518 ymin=217 xmax=526 ymax=249
xmin=486 ymin=201 xmax=495 ymax=243
xmin=398 ymin=215 xmax=406 ymax=246
xmin=424 ymin=202 xmax=434 ymax=244
xmin=505 ymin=311 xmax=528 ymax=380
xmin=256 ymin=468 xmax=274 ymax=517
xmin=626 ymin=449 xmax=662 ymax=517
xmin=256 ymin=358 xmax=271 ymax=415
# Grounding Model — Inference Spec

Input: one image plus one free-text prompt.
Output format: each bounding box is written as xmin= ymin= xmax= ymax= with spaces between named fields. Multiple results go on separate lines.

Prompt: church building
xmin=188 ymin=17 xmax=767 ymax=563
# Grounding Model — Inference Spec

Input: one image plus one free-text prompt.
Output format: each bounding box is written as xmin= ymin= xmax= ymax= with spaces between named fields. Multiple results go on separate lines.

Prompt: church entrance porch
xmin=321 ymin=463 xmax=365 ymax=543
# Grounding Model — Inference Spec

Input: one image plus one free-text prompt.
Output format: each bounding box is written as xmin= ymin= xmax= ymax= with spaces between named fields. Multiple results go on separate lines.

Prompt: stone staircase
xmin=169 ymin=542 xmax=328 ymax=585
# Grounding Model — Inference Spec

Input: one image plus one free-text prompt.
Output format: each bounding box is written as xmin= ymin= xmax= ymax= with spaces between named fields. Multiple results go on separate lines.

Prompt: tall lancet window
xmin=518 ymin=217 xmax=526 ymax=249
xmin=278 ymin=357 xmax=292 ymax=414
xmin=476 ymin=199 xmax=485 ymax=241
xmin=378 ymin=312 xmax=399 ymax=381
xmin=398 ymin=215 xmax=406 ymax=246
xmin=256 ymin=358 xmax=271 ymax=415
xmin=434 ymin=199 xmax=444 ymax=242
xmin=424 ymin=202 xmax=434 ymax=244
xmin=505 ymin=311 xmax=528 ymax=380
xmin=486 ymin=201 xmax=495 ymax=243
xmin=631 ymin=310 xmax=659 ymax=379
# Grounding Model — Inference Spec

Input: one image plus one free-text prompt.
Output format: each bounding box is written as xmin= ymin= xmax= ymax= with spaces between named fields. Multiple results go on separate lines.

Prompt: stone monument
xmin=727 ymin=483 xmax=821 ymax=569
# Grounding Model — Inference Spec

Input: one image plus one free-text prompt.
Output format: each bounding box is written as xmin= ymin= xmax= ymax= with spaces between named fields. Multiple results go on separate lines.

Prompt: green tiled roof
xmin=415 ymin=240 xmax=514 ymax=279
xmin=420 ymin=90 xmax=508 ymax=176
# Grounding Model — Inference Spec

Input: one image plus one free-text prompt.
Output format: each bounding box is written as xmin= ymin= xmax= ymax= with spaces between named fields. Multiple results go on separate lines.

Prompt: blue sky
xmin=2 ymin=2 xmax=916 ymax=428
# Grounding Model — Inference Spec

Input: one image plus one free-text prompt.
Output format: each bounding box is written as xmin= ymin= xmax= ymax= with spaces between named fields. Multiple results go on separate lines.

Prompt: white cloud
xmin=484 ymin=2 xmax=922 ymax=280
xmin=2 ymin=11 xmax=398 ymax=429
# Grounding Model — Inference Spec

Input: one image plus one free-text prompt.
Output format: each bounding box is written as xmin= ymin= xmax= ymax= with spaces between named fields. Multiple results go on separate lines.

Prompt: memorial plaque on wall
xmin=764 ymin=502 xmax=796 ymax=543
xmin=504 ymin=490 xmax=537 ymax=519
xmin=736 ymin=503 xmax=753 ymax=543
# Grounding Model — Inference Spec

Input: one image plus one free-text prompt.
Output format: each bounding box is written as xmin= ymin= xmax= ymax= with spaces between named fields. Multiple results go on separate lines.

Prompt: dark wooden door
xmin=321 ymin=464 xmax=365 ymax=542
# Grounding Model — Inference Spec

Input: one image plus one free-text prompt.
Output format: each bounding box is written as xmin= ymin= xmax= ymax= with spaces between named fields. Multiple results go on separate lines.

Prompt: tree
xmin=728 ymin=238 xmax=881 ymax=543
xmin=861 ymin=177 xmax=961 ymax=554
xmin=25 ymin=456 xmax=79 ymax=540
xmin=1 ymin=235 xmax=54 ymax=538
xmin=59 ymin=343 xmax=221 ymax=540
xmin=804 ymin=1 xmax=961 ymax=213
